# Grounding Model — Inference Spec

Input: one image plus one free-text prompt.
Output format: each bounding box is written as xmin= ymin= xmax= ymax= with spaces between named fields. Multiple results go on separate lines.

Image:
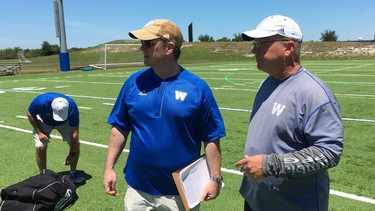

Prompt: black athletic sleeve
xmin=262 ymin=146 xmax=340 ymax=179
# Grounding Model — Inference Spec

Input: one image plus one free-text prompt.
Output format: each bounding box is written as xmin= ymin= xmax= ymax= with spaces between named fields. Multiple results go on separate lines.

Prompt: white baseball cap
xmin=51 ymin=97 xmax=69 ymax=121
xmin=242 ymin=15 xmax=303 ymax=42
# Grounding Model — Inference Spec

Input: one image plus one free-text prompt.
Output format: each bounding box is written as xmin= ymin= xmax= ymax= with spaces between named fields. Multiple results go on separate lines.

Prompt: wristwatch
xmin=210 ymin=176 xmax=223 ymax=183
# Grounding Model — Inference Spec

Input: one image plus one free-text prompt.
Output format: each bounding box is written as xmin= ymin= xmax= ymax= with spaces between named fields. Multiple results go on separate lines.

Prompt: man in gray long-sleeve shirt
xmin=234 ymin=15 xmax=344 ymax=211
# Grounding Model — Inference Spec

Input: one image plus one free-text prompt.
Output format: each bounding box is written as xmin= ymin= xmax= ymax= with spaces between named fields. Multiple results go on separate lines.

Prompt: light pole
xmin=53 ymin=0 xmax=70 ymax=71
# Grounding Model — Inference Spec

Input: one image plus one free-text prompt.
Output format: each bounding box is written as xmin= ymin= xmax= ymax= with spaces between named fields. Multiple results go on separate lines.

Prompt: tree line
xmin=0 ymin=41 xmax=82 ymax=60
xmin=198 ymin=30 xmax=338 ymax=42
xmin=1 ymin=30 xmax=338 ymax=59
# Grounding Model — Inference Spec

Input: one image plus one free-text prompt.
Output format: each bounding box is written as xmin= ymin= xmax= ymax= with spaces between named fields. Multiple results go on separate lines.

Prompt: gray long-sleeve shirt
xmin=240 ymin=67 xmax=344 ymax=211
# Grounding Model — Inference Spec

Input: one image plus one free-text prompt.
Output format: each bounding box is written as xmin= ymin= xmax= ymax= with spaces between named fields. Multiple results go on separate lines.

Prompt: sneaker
xmin=69 ymin=172 xmax=86 ymax=186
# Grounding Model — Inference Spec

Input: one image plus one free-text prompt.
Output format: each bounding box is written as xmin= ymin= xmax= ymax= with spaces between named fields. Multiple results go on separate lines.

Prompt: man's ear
xmin=284 ymin=41 xmax=295 ymax=57
xmin=165 ymin=42 xmax=176 ymax=55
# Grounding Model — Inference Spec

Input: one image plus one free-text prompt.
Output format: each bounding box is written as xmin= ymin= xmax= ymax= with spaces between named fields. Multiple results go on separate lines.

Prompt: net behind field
xmin=91 ymin=44 xmax=144 ymax=69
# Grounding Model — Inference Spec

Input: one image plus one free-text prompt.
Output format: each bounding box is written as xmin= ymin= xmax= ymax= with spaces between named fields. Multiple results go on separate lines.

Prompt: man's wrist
xmin=210 ymin=175 xmax=223 ymax=183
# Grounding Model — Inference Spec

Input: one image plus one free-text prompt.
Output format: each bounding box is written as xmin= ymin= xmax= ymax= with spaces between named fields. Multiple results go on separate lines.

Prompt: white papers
xmin=172 ymin=155 xmax=210 ymax=210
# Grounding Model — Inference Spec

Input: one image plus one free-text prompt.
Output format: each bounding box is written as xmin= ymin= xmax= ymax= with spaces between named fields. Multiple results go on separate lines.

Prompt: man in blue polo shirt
xmin=103 ymin=19 xmax=226 ymax=210
xmin=27 ymin=92 xmax=85 ymax=185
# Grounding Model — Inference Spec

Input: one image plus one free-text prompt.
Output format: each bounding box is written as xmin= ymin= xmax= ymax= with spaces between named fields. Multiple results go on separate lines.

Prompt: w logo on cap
xmin=277 ymin=28 xmax=285 ymax=35
xmin=51 ymin=97 xmax=69 ymax=121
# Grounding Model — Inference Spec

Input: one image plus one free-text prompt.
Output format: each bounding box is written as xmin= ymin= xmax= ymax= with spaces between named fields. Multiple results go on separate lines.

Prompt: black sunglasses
xmin=141 ymin=40 xmax=155 ymax=48
xmin=141 ymin=39 xmax=167 ymax=49
xmin=251 ymin=39 xmax=291 ymax=49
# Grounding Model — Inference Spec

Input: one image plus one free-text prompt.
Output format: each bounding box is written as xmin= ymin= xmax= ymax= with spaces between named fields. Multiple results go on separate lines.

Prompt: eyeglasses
xmin=141 ymin=40 xmax=157 ymax=48
xmin=251 ymin=39 xmax=290 ymax=49
xmin=141 ymin=39 xmax=167 ymax=49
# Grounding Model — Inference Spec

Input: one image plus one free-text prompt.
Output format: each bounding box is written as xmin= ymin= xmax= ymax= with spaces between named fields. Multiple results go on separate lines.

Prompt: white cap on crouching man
xmin=242 ymin=15 xmax=303 ymax=42
xmin=52 ymin=97 xmax=69 ymax=121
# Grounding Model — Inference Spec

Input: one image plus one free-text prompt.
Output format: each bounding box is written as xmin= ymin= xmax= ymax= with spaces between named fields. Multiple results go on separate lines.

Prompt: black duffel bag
xmin=0 ymin=169 xmax=78 ymax=211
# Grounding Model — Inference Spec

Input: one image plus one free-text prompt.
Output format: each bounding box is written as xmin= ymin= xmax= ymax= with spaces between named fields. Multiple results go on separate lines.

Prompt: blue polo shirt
xmin=28 ymin=92 xmax=79 ymax=127
xmin=108 ymin=67 xmax=226 ymax=195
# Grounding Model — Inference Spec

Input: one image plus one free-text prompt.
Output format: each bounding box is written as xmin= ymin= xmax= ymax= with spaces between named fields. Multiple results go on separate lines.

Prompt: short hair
xmin=173 ymin=47 xmax=181 ymax=61
xmin=293 ymin=41 xmax=301 ymax=62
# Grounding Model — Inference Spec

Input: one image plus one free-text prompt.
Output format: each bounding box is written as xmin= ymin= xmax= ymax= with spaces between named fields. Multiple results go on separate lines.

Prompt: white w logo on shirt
xmin=272 ymin=102 xmax=286 ymax=116
xmin=175 ymin=91 xmax=187 ymax=101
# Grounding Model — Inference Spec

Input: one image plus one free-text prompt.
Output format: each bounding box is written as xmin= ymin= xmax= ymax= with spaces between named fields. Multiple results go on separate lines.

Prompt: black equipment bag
xmin=0 ymin=169 xmax=78 ymax=211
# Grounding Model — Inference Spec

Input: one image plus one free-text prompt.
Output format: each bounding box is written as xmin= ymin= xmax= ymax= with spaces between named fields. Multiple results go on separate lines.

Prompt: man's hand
xmin=234 ymin=155 xmax=264 ymax=180
xmin=38 ymin=132 xmax=50 ymax=142
xmin=200 ymin=181 xmax=221 ymax=202
xmin=64 ymin=154 xmax=74 ymax=165
xmin=103 ymin=169 xmax=119 ymax=197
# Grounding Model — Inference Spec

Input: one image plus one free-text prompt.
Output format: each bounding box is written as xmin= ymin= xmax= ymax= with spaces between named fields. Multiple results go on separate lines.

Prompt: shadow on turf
xmin=58 ymin=170 xmax=92 ymax=187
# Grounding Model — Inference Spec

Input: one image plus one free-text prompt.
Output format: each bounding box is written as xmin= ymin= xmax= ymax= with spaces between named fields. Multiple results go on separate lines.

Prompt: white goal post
xmin=18 ymin=52 xmax=31 ymax=63
xmin=90 ymin=43 xmax=143 ymax=70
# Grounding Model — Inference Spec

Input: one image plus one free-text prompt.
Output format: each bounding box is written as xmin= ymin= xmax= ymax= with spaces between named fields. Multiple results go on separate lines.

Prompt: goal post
xmin=90 ymin=43 xmax=143 ymax=69
xmin=17 ymin=52 xmax=32 ymax=63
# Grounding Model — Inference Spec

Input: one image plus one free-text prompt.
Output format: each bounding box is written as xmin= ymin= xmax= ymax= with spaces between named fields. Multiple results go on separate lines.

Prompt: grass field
xmin=0 ymin=59 xmax=374 ymax=210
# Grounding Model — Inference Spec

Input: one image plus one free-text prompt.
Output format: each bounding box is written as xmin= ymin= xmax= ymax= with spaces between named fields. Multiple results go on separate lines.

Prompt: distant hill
xmin=180 ymin=41 xmax=375 ymax=60
xmin=4 ymin=41 xmax=374 ymax=75
xmin=94 ymin=40 xmax=375 ymax=60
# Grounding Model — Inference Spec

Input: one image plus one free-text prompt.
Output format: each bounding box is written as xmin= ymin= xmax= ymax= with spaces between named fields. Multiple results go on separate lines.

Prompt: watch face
xmin=211 ymin=176 xmax=223 ymax=182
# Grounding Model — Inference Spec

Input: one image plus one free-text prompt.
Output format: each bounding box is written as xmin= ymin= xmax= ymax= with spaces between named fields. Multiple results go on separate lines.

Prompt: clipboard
xmin=172 ymin=155 xmax=210 ymax=211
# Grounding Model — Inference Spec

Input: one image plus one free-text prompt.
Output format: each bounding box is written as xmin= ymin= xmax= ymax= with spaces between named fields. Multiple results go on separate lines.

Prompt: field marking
xmin=219 ymin=108 xmax=375 ymax=123
xmin=0 ymin=122 xmax=374 ymax=205
xmin=220 ymin=107 xmax=252 ymax=113
xmin=218 ymin=68 xmax=247 ymax=71
xmin=336 ymin=93 xmax=375 ymax=98
xmin=0 ymin=123 xmax=129 ymax=152
xmin=2 ymin=73 xmax=375 ymax=99
xmin=2 ymin=89 xmax=374 ymax=123
xmin=330 ymin=190 xmax=375 ymax=205
xmin=342 ymin=118 xmax=375 ymax=123
xmin=26 ymin=79 xmax=124 ymax=85
xmin=55 ymin=86 xmax=70 ymax=88
xmin=78 ymin=106 xmax=92 ymax=110
xmin=103 ymin=103 xmax=114 ymax=106
xmin=329 ymin=63 xmax=374 ymax=72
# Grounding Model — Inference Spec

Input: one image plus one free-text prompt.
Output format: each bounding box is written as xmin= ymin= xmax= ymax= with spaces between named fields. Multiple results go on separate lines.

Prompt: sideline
xmin=1 ymin=89 xmax=374 ymax=123
xmin=1 ymin=123 xmax=374 ymax=205
xmin=219 ymin=107 xmax=375 ymax=123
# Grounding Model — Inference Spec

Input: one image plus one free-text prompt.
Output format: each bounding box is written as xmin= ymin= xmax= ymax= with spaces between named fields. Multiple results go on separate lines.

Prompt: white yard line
xmin=0 ymin=88 xmax=375 ymax=123
xmin=0 ymin=123 xmax=374 ymax=205
xmin=78 ymin=106 xmax=92 ymax=110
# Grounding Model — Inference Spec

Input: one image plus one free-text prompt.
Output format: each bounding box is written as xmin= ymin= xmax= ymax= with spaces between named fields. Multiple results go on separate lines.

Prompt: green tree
xmin=51 ymin=44 xmax=60 ymax=54
xmin=41 ymin=41 xmax=60 ymax=56
xmin=198 ymin=34 xmax=214 ymax=42
xmin=0 ymin=47 xmax=21 ymax=59
xmin=232 ymin=33 xmax=243 ymax=42
xmin=0 ymin=48 xmax=13 ymax=59
xmin=216 ymin=37 xmax=230 ymax=42
xmin=320 ymin=29 xmax=338 ymax=42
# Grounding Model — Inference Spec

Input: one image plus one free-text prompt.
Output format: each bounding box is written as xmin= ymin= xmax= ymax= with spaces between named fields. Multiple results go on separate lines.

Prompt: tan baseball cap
xmin=129 ymin=19 xmax=183 ymax=48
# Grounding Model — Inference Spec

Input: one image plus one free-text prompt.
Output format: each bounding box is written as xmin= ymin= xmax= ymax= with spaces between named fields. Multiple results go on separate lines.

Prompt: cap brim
xmin=129 ymin=29 xmax=160 ymax=41
xmin=53 ymin=112 xmax=68 ymax=121
xmin=242 ymin=29 xmax=277 ymax=41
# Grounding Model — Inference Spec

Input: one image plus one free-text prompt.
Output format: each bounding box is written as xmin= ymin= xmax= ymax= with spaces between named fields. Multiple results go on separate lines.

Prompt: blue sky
xmin=0 ymin=0 xmax=374 ymax=49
